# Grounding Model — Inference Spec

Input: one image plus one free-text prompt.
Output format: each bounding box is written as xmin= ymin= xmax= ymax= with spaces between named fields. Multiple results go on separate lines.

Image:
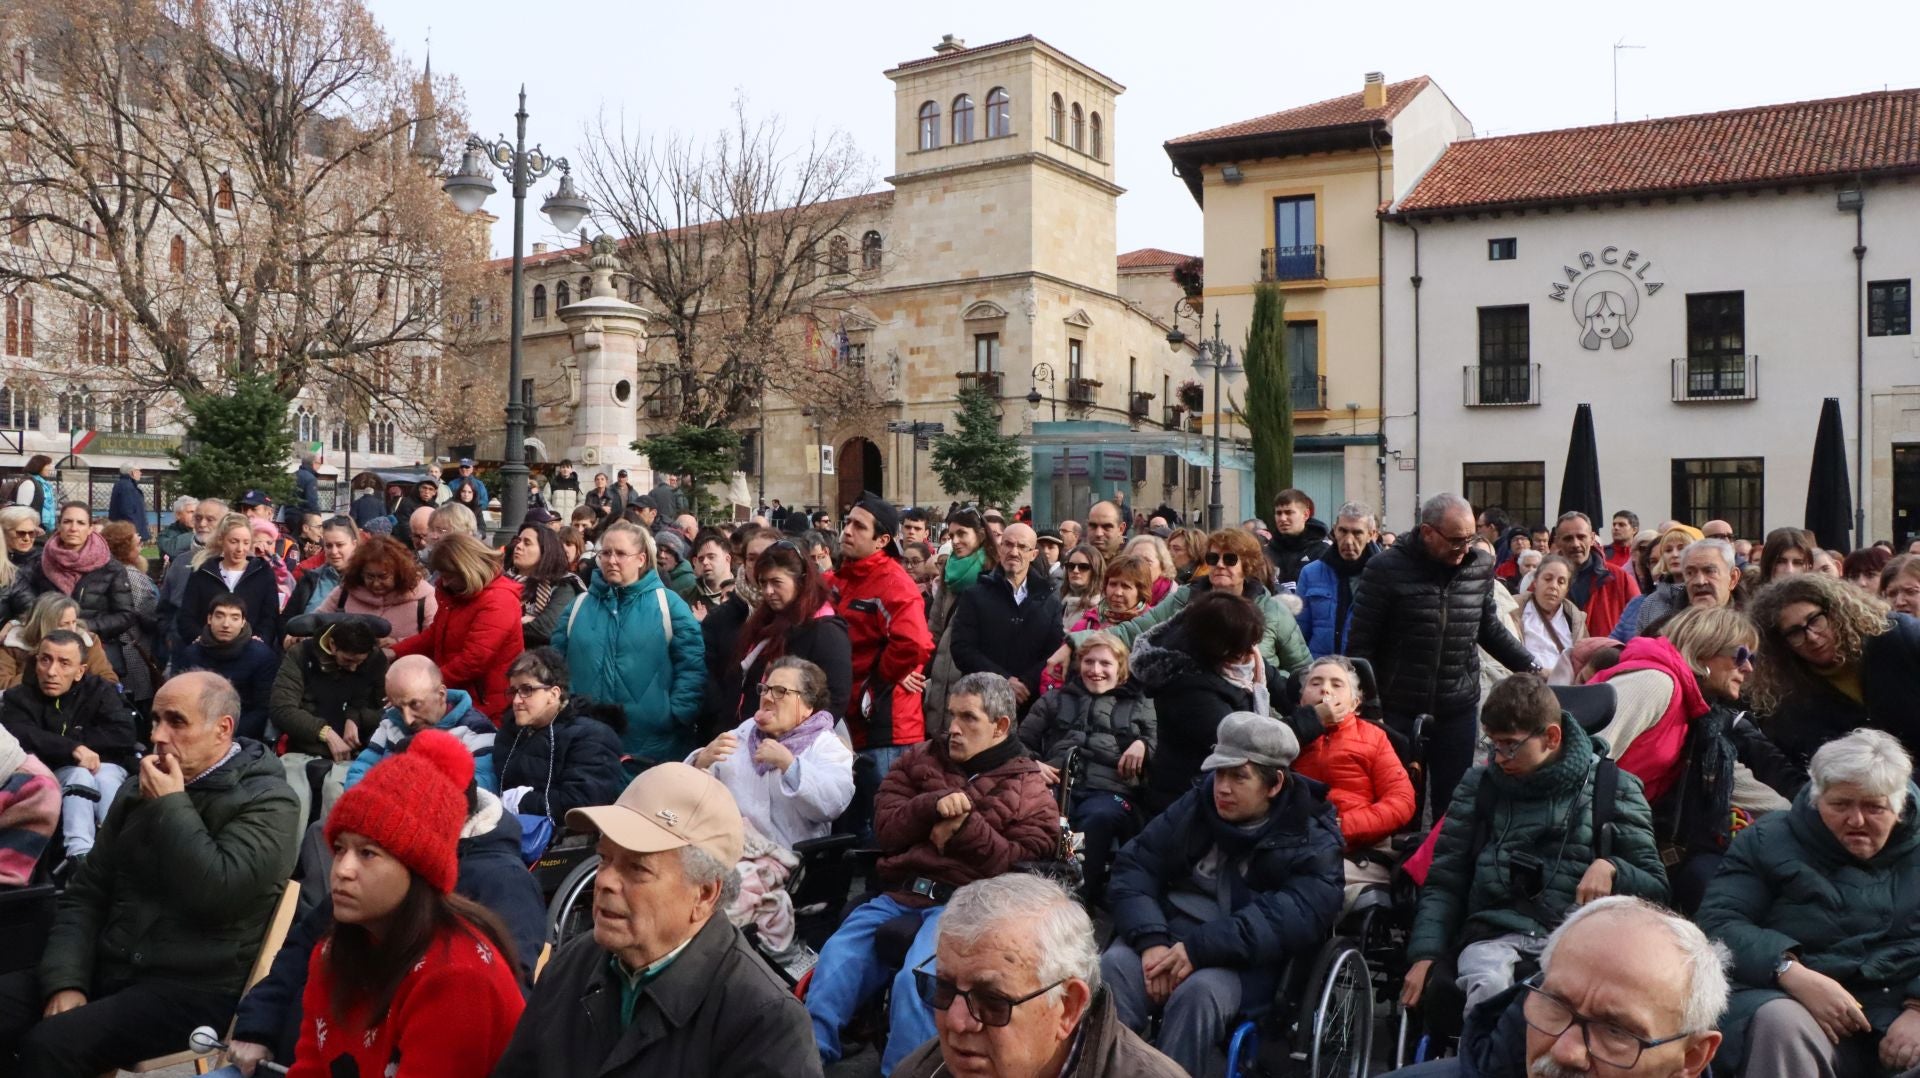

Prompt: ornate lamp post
xmin=442 ymin=87 xmax=589 ymax=540
xmin=1169 ymin=310 xmax=1239 ymax=529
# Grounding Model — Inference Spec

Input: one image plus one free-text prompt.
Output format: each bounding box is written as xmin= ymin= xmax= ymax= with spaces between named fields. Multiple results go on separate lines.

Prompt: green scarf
xmin=944 ymin=547 xmax=986 ymax=593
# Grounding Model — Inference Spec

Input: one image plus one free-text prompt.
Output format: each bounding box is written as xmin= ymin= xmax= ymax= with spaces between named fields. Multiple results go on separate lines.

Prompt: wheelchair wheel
xmin=546 ymin=853 xmax=599 ymax=947
xmin=1302 ymin=941 xmax=1372 ymax=1078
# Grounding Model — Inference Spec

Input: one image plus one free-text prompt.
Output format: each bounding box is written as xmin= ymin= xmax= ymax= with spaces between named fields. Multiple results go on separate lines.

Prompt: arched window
xmin=1070 ymin=103 xmax=1085 ymax=152
xmin=168 ymin=235 xmax=185 ymax=274
xmin=468 ymin=296 xmax=483 ymax=326
xmin=0 ymin=383 xmax=38 ymax=430
xmin=985 ymin=87 xmax=1011 ymax=138
xmin=57 ymin=388 xmax=93 ymax=434
xmin=294 ymin=405 xmax=316 ymax=444
xmin=861 ymin=231 xmax=882 ymax=271
xmin=951 ymin=94 xmax=974 ymax=144
xmin=555 ymin=280 xmax=570 ymax=309
xmin=828 ymin=235 xmax=849 ymax=275
xmin=1090 ymin=112 xmax=1103 ymax=159
xmin=216 ymin=171 xmax=234 ymax=210
xmin=532 ymin=283 xmax=547 ymax=318
xmin=109 ymin=398 xmax=146 ymax=433
xmin=9 ymin=202 xmax=28 ymax=247
xmin=917 ymin=101 xmax=940 ymax=151
xmin=166 ymin=311 xmax=186 ymax=348
xmin=580 ymin=275 xmax=591 ymax=299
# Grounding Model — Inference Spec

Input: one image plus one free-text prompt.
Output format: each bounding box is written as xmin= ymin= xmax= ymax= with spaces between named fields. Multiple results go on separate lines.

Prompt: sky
xmin=369 ymin=0 xmax=1920 ymax=260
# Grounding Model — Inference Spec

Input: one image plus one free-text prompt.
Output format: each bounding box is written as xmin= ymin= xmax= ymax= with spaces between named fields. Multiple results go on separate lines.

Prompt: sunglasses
xmin=912 ymin=956 xmax=1066 ymax=1027
xmin=1203 ymin=551 xmax=1240 ymax=567
xmin=1064 ymin=561 xmax=1093 ymax=572
xmin=1725 ymin=645 xmax=1755 ymax=669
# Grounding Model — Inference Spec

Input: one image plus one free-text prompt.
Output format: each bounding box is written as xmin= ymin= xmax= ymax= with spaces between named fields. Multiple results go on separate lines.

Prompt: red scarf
xmin=39 ymin=532 xmax=110 ymax=595
xmin=1591 ymin=635 xmax=1709 ymax=803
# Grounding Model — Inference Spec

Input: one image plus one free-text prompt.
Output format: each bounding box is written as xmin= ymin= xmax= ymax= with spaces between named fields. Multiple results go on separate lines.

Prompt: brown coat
xmin=0 ymin=624 xmax=119 ymax=690
xmin=873 ymin=739 xmax=1058 ymax=906
xmin=892 ymin=989 xmax=1186 ymax=1078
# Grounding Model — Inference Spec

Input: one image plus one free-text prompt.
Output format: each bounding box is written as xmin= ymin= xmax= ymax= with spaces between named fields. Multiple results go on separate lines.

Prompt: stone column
xmin=559 ymin=236 xmax=651 ymax=479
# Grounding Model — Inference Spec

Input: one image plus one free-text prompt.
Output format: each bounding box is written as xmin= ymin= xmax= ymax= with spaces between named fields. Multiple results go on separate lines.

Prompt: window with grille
xmin=1464 ymin=461 xmax=1546 ymax=529
xmin=1671 ymin=457 xmax=1763 ymax=540
xmin=1870 ymin=280 xmax=1911 ymax=337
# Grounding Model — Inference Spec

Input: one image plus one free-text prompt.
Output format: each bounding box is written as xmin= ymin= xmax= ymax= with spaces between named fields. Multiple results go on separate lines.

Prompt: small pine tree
xmin=1241 ymin=283 xmax=1293 ymax=511
xmin=636 ymin=425 xmax=742 ymax=520
xmin=171 ymin=376 xmax=299 ymax=504
xmin=931 ymin=386 xmax=1031 ymax=511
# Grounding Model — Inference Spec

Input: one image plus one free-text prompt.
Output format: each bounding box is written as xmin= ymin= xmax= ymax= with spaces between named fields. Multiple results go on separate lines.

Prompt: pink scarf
xmin=747 ymin=710 xmax=836 ymax=775
xmin=39 ymin=532 xmax=110 ymax=595
xmin=1591 ymin=635 xmax=1709 ymax=803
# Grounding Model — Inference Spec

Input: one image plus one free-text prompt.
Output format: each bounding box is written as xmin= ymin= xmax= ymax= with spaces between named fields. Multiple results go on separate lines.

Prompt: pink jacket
xmin=0 ymin=754 xmax=58 ymax=886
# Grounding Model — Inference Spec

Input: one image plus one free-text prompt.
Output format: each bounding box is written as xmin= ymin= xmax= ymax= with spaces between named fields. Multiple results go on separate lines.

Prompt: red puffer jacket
xmin=873 ymin=740 xmax=1060 ymax=907
xmin=393 ymin=574 xmax=524 ymax=725
xmin=828 ymin=550 xmax=934 ymax=748
xmin=1291 ymin=712 xmax=1416 ymax=852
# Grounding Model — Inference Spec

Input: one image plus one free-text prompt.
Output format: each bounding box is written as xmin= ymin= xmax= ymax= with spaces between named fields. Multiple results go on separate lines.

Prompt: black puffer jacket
xmin=6 ymin=555 xmax=136 ymax=639
xmin=1130 ymin=618 xmax=1271 ymax=815
xmin=1016 ymin=677 xmax=1157 ymax=796
xmin=0 ymin=671 xmax=138 ymax=771
xmin=1265 ymin=518 xmax=1332 ymax=589
xmin=492 ymin=698 xmax=629 ymax=823
xmin=1345 ymin=540 xmax=1535 ymax=718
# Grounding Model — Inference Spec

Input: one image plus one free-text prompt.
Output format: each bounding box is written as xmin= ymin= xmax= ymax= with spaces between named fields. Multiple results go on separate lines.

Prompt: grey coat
xmin=1017 ymin=678 xmax=1157 ymax=795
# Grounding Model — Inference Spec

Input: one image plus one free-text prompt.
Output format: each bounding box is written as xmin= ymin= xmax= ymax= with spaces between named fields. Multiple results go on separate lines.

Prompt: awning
xmin=1023 ymin=427 xmax=1251 ymax=470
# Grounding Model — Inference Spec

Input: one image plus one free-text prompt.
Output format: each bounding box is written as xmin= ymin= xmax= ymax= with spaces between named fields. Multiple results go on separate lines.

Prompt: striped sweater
xmin=0 ymin=755 xmax=59 ymax=885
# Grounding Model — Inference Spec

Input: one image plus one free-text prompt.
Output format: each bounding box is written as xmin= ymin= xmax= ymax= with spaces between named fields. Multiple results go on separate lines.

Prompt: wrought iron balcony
xmin=1462 ymin=363 xmax=1540 ymax=407
xmin=1260 ymin=244 xmax=1325 ymax=283
xmin=1292 ymin=375 xmax=1328 ymax=412
xmin=1129 ymin=390 xmax=1155 ymax=417
xmin=1067 ymin=378 xmax=1101 ymax=404
xmin=956 ymin=370 xmax=1002 ymax=397
xmin=1671 ymin=356 xmax=1758 ymax=402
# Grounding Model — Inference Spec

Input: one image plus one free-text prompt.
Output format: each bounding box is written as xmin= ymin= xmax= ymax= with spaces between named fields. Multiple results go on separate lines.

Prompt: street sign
xmin=820 ymin=445 xmax=836 ymax=476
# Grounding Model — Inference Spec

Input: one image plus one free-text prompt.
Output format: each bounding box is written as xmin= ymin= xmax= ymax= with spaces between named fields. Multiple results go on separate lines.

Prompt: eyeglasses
xmin=1204 ymin=551 xmax=1240 ymax=568
xmin=1487 ymin=729 xmax=1541 ymax=761
xmin=598 ymin=547 xmax=641 ymax=561
xmin=1780 ymin=609 xmax=1829 ymax=647
xmin=508 ymin=683 xmax=556 ymax=699
xmin=758 ymin=683 xmax=806 ymax=705
xmin=7 ymin=529 xmax=33 ymax=538
xmin=1518 ymin=980 xmax=1692 ymax=1069
xmin=1064 ymin=561 xmax=1093 ymax=573
xmin=912 ymin=956 xmax=1067 ymax=1027
xmin=1426 ymin=526 xmax=1477 ymax=552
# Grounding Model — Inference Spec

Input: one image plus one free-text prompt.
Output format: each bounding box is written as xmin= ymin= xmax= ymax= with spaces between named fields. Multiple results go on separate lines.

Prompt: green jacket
xmin=666 ymin=561 xmax=700 ymax=605
xmin=1697 ymin=782 xmax=1920 ymax=1071
xmin=41 ymin=739 xmax=300 ymax=995
xmin=1066 ymin=576 xmax=1312 ymax=678
xmin=1407 ymin=719 xmax=1667 ymax=961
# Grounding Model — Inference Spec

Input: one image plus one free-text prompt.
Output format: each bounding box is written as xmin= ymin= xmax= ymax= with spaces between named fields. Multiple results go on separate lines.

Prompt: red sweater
xmin=289 ymin=920 xmax=524 ymax=1078
xmin=827 ymin=551 xmax=933 ymax=747
xmin=393 ymin=575 xmax=524 ymax=725
xmin=1291 ymin=712 xmax=1416 ymax=852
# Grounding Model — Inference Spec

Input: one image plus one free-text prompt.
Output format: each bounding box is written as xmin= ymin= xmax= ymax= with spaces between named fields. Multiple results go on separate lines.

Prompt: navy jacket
xmin=949 ymin=568 xmax=1064 ymax=701
xmin=293 ymin=466 xmax=321 ymax=514
xmin=177 ymin=557 xmax=282 ymax=654
xmin=108 ymin=475 xmax=148 ymax=540
xmin=492 ymin=698 xmax=628 ymax=823
xmin=176 ymin=632 xmax=278 ymax=738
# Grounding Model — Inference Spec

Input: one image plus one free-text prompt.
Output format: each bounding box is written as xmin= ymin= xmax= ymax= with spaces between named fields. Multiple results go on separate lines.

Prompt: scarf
xmin=1220 ymin=659 xmax=1271 ymax=716
xmin=1098 ymin=598 xmax=1147 ymax=625
xmin=953 ymin=733 xmax=1024 ymax=777
xmin=40 ymin=531 xmax=110 ymax=595
xmin=193 ymin=622 xmax=255 ymax=662
xmin=748 ymin=710 xmax=836 ymax=775
xmin=943 ymin=547 xmax=986 ymax=593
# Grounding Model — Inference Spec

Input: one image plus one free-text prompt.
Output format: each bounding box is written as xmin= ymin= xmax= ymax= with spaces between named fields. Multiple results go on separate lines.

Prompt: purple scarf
xmin=748 ymin=710 xmax=835 ymax=775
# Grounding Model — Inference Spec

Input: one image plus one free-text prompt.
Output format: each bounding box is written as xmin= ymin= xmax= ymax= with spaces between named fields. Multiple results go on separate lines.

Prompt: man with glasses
xmin=1348 ymin=493 xmax=1539 ymax=811
xmin=950 ymin=523 xmax=1064 ymax=716
xmin=1400 ymin=674 xmax=1667 ymax=1029
xmin=1296 ymin=501 xmax=1382 ymax=657
xmin=1384 ymin=895 xmax=1725 ymax=1077
xmin=893 ymin=874 xmax=1184 ymax=1077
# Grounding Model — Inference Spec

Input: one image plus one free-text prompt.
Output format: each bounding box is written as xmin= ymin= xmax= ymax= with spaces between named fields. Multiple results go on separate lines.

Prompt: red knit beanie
xmin=326 ymin=728 xmax=473 ymax=894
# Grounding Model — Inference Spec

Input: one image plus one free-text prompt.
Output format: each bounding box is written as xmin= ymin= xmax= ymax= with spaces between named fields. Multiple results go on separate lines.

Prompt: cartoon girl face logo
xmin=1572 ymin=270 xmax=1640 ymax=350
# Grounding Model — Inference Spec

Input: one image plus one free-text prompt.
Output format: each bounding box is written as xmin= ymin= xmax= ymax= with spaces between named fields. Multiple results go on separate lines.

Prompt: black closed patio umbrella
xmin=1558 ymin=403 xmax=1604 ymax=529
xmin=1805 ymin=397 xmax=1853 ymax=552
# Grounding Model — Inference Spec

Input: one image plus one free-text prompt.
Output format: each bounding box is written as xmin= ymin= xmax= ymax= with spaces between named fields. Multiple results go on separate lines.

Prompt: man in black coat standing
xmin=1264 ymin=489 xmax=1332 ymax=593
xmin=1345 ymin=493 xmax=1538 ymax=811
xmin=949 ymin=522 xmax=1064 ymax=715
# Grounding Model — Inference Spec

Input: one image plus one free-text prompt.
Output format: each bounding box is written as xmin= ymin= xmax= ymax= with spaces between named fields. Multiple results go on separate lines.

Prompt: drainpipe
xmin=1850 ymin=192 xmax=1867 ymax=543
xmin=1370 ymin=123 xmax=1387 ymax=512
xmin=1408 ymin=218 xmax=1424 ymax=504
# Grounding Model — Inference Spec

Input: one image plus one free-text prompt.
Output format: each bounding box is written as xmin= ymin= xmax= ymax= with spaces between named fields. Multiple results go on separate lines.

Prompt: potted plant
xmin=1177 ymin=379 xmax=1205 ymax=413
xmin=1172 ymin=256 xmax=1204 ymax=312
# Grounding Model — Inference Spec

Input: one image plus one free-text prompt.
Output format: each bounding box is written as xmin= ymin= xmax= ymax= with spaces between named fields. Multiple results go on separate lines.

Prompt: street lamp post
xmin=1171 ymin=311 xmax=1240 ymax=530
xmin=442 ymin=87 xmax=589 ymax=542
xmin=1025 ymin=362 xmax=1057 ymax=421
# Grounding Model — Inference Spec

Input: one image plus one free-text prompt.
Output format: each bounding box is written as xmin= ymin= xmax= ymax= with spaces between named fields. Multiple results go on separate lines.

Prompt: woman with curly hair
xmin=1749 ymin=571 xmax=1920 ymax=773
xmin=320 ymin=534 xmax=437 ymax=645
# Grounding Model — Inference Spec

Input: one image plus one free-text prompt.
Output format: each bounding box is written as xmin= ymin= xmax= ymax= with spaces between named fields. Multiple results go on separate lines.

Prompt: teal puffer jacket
xmin=1407 ymin=718 xmax=1668 ymax=961
xmin=551 ymin=568 xmax=706 ymax=761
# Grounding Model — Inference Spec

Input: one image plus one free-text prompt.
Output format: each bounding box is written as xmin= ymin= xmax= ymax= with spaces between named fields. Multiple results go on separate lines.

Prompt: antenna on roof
xmin=1612 ymin=39 xmax=1645 ymax=123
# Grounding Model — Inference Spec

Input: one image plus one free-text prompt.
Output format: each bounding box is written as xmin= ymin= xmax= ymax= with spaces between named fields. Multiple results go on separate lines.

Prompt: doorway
xmin=1894 ymin=444 xmax=1920 ymax=549
xmin=837 ymin=437 xmax=883 ymax=518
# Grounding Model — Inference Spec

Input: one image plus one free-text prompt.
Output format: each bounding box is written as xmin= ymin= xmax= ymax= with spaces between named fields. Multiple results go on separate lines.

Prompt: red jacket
xmin=828 ymin=551 xmax=934 ymax=748
xmin=874 ymin=740 xmax=1058 ymax=906
xmin=289 ymin=920 xmax=523 ymax=1078
xmin=1571 ymin=550 xmax=1639 ymax=640
xmin=290 ymin=551 xmax=325 ymax=583
xmin=393 ymin=574 xmax=524 ymax=725
xmin=1291 ymin=712 xmax=1416 ymax=852
xmin=1603 ymin=541 xmax=1634 ymax=571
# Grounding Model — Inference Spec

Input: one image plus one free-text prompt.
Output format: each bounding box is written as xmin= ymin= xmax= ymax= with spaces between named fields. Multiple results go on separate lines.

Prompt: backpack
xmin=564 ymin=586 xmax=673 ymax=642
xmin=1461 ymin=755 xmax=1620 ymax=925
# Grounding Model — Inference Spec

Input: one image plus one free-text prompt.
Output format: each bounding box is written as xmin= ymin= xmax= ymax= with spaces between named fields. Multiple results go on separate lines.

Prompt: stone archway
xmin=837 ymin=436 xmax=883 ymax=517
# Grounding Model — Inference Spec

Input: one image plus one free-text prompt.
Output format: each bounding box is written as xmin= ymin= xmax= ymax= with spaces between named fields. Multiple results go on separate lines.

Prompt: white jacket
xmin=692 ymin=717 xmax=856 ymax=850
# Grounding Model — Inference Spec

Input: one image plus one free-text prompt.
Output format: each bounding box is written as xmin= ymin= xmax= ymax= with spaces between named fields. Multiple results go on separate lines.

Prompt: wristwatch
xmin=1775 ymin=956 xmax=1796 ymax=984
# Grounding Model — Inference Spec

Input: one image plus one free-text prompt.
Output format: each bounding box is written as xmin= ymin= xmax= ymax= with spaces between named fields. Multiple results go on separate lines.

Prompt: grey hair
xmin=0 ymin=506 xmax=38 ymax=535
xmin=1334 ymin=502 xmax=1377 ymax=530
xmin=171 ymin=495 xmax=198 ymax=513
xmin=951 ymin=672 xmax=1017 ymax=724
xmin=1809 ymin=728 xmax=1912 ymax=815
xmin=767 ymin=655 xmax=830 ymax=713
xmin=118 ymin=461 xmax=138 ymax=476
xmin=1554 ymin=510 xmax=1593 ymax=537
xmin=1542 ymin=895 xmax=1730 ymax=1033
xmin=198 ymin=497 xmax=228 ymax=516
xmin=679 ymin=844 xmax=741 ymax=907
xmin=430 ymin=502 xmax=482 ymax=539
xmin=939 ymin=875 xmax=1099 ymax=998
xmin=1419 ymin=493 xmax=1471 ymax=529
xmin=1682 ymin=538 xmax=1736 ymax=572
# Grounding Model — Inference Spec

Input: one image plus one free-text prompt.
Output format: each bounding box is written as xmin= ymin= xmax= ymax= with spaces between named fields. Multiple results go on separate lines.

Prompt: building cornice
xmin=887 ymin=149 xmax=1125 ymax=197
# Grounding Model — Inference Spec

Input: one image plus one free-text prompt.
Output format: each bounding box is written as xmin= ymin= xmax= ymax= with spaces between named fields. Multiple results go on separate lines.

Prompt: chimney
xmin=932 ymin=34 xmax=966 ymax=54
xmin=1363 ymin=71 xmax=1387 ymax=110
xmin=532 ymin=242 xmax=549 ymax=255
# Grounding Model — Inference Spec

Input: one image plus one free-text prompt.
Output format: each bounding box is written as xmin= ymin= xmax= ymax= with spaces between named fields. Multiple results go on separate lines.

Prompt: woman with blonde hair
xmin=392 ymin=532 xmax=524 ymax=724
xmin=178 ymin=511 xmax=281 ymax=649
xmin=1166 ymin=525 xmax=1208 ymax=585
xmin=1121 ymin=533 xmax=1177 ymax=605
xmin=0 ymin=592 xmax=118 ymax=688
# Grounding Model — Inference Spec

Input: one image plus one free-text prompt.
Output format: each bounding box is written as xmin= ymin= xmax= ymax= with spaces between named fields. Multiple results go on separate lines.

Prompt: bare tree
xmin=0 ymin=0 xmax=482 ymax=434
xmin=578 ymin=99 xmax=884 ymax=431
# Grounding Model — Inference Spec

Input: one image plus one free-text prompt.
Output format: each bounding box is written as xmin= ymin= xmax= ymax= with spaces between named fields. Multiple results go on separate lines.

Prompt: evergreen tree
xmin=931 ymin=386 xmax=1031 ymax=510
xmin=1241 ymin=283 xmax=1293 ymax=511
xmin=636 ymin=425 xmax=742 ymax=520
xmin=171 ymin=376 xmax=298 ymax=504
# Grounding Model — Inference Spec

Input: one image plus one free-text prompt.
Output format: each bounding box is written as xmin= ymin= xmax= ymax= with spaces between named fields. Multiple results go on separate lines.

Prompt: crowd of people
xmin=1 ymin=461 xmax=1919 ymax=1078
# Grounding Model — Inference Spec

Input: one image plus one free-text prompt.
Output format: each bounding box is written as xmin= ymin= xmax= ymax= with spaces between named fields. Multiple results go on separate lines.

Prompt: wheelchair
xmin=1222 ymin=934 xmax=1375 ymax=1077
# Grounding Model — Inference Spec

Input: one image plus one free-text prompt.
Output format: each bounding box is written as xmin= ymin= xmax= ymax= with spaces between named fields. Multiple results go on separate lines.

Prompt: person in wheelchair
xmin=495 ymin=647 xmax=627 ymax=829
xmin=343 ymin=655 xmax=498 ymax=793
xmin=807 ymin=671 xmax=1060 ymax=1076
xmin=1099 ymin=711 xmax=1344 ymax=1077
xmin=1401 ymin=674 xmax=1669 ymax=1022
xmin=0 ymin=631 xmax=138 ymax=867
xmin=1284 ymin=655 xmax=1414 ymax=910
xmin=269 ymin=613 xmax=389 ymax=824
xmin=1017 ymin=630 xmax=1156 ymax=904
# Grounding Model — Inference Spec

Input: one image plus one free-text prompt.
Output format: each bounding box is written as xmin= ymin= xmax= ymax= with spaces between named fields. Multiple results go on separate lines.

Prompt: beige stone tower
xmin=559 ymin=235 xmax=650 ymax=476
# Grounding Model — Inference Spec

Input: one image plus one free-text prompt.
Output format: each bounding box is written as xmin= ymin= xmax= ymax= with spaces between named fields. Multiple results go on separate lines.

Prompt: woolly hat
xmin=325 ymin=728 xmax=473 ymax=894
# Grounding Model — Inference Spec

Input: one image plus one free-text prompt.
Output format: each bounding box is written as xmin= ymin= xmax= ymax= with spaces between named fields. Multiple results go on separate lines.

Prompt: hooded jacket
xmin=1108 ymin=776 xmax=1345 ymax=1004
xmin=1296 ymin=541 xmax=1377 ymax=657
xmin=392 ymin=574 xmax=525 ymax=725
xmin=40 ymin=738 xmax=300 ymax=995
xmin=269 ymin=635 xmax=389 ymax=758
xmin=1129 ymin=618 xmax=1269 ymax=815
xmin=949 ymin=566 xmax=1065 ymax=700
xmin=1264 ymin=518 xmax=1332 ymax=590
xmin=827 ymin=549 xmax=934 ymax=749
xmin=344 ymin=688 xmax=499 ymax=792
xmin=493 ymin=697 xmax=628 ymax=823
xmin=1017 ymin=677 xmax=1157 ymax=796
xmin=551 ymin=568 xmax=705 ymax=762
xmin=319 ymin=578 xmax=436 ymax=642
xmin=873 ymin=738 xmax=1059 ymax=906
xmin=178 ymin=555 xmax=282 ymax=653
xmin=0 ymin=671 xmax=137 ymax=771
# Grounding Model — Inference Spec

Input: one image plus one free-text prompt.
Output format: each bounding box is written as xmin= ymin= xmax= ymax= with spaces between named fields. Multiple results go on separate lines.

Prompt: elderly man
xmin=1679 ymin=539 xmax=1742 ymax=612
xmin=1296 ymin=501 xmax=1381 ymax=657
xmin=156 ymin=495 xmax=198 ymax=562
xmin=1347 ymin=493 xmax=1539 ymax=811
xmin=1060 ymin=519 xmax=1083 ymax=551
xmin=292 ymin=451 xmax=321 ymax=515
xmin=0 ymin=671 xmax=300 ymax=1076
xmin=894 ymin=875 xmax=1185 ymax=1078
xmin=648 ymin=471 xmax=683 ymax=521
xmin=491 ymin=762 xmax=818 ymax=1077
xmin=950 ymin=523 xmax=1064 ymax=712
xmin=343 ymin=654 xmax=497 ymax=792
xmin=157 ymin=496 xmax=229 ymax=653
xmin=107 ymin=464 xmax=148 ymax=541
xmin=1383 ymin=896 xmax=1725 ymax=1077
xmin=1701 ymin=519 xmax=1735 ymax=543
xmin=1084 ymin=501 xmax=1126 ymax=561
xmin=0 ymin=632 xmax=138 ymax=865
xmin=1554 ymin=511 xmax=1640 ymax=639
xmin=807 ymin=672 xmax=1059 ymax=1075
xmin=673 ymin=512 xmax=700 ymax=543
xmin=406 ymin=505 xmax=434 ymax=554
xmin=1100 ymin=713 xmax=1343 ymax=1075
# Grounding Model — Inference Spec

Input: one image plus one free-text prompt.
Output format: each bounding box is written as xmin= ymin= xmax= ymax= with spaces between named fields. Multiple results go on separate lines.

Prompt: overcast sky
xmin=371 ymin=0 xmax=1920 ymax=259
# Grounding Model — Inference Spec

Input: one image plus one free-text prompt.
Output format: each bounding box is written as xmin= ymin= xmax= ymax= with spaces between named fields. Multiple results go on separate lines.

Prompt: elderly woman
xmin=1121 ymin=533 xmax=1177 ymax=606
xmin=0 ymin=506 xmax=39 ymax=572
xmin=1750 ymin=572 xmax=1920 ymax=772
xmin=1699 ymin=729 xmax=1920 ymax=1077
xmin=492 ymin=647 xmax=626 ymax=829
xmin=1610 ymin=523 xmax=1704 ymax=642
xmin=318 ymin=534 xmax=436 ymax=644
xmin=1509 ymin=552 xmax=1585 ymax=678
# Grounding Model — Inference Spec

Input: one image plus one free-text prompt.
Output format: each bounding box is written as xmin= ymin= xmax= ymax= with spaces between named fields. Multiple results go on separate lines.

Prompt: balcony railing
xmin=1671 ymin=355 xmax=1758 ymax=402
xmin=1463 ymin=363 xmax=1540 ymax=407
xmin=1129 ymin=390 xmax=1155 ymax=418
xmin=1260 ymin=244 xmax=1326 ymax=282
xmin=1067 ymin=377 xmax=1102 ymax=404
xmin=1291 ymin=375 xmax=1327 ymax=412
xmin=956 ymin=370 xmax=1002 ymax=397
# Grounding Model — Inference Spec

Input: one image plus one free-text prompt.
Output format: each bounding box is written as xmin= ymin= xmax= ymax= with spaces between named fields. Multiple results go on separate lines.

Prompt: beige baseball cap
xmin=567 ymin=762 xmax=745 ymax=865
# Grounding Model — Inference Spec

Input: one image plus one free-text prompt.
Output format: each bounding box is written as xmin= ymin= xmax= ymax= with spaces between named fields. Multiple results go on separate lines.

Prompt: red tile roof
xmin=1397 ymin=87 xmax=1920 ymax=214
xmin=1167 ymin=77 xmax=1431 ymax=146
xmin=1117 ymin=247 xmax=1193 ymax=269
